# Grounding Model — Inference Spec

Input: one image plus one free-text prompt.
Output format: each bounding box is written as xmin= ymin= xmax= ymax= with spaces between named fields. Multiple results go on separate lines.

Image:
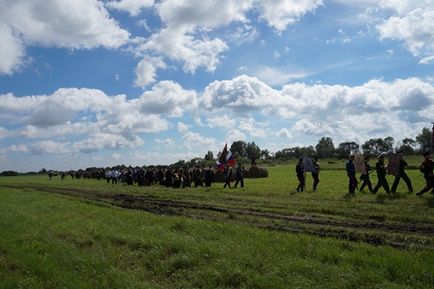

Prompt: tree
xmin=261 ymin=149 xmax=270 ymax=160
xmin=315 ymin=137 xmax=335 ymax=158
xmin=230 ymin=141 xmax=247 ymax=158
xmin=204 ymin=151 xmax=214 ymax=161
xmin=361 ymin=138 xmax=390 ymax=156
xmin=384 ymin=136 xmax=394 ymax=152
xmin=246 ymin=142 xmax=261 ymax=164
xmin=336 ymin=142 xmax=360 ymax=159
xmin=416 ymin=127 xmax=432 ymax=153
xmin=397 ymin=138 xmax=416 ymax=155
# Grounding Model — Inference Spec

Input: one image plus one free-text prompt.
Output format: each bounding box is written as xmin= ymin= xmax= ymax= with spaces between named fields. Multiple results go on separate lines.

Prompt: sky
xmin=1 ymin=0 xmax=434 ymax=172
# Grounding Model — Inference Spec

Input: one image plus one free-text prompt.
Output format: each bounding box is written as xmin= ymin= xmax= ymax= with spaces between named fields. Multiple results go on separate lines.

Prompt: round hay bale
xmin=244 ymin=166 xmax=268 ymax=178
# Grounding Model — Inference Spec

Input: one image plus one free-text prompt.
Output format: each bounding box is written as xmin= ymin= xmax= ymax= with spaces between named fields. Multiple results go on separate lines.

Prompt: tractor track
xmin=5 ymin=184 xmax=434 ymax=249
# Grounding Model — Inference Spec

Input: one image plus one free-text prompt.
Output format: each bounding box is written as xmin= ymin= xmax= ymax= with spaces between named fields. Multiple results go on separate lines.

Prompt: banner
xmin=387 ymin=154 xmax=400 ymax=177
xmin=302 ymin=157 xmax=317 ymax=173
xmin=354 ymin=155 xmax=366 ymax=175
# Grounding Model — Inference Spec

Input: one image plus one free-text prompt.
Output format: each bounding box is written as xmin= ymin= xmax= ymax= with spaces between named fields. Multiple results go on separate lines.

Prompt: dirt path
xmin=6 ymin=184 xmax=434 ymax=249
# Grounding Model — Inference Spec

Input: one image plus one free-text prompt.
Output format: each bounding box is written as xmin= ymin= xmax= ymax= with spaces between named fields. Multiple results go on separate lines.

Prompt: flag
xmin=216 ymin=143 xmax=233 ymax=171
xmin=218 ymin=143 xmax=228 ymax=163
xmin=226 ymin=151 xmax=237 ymax=167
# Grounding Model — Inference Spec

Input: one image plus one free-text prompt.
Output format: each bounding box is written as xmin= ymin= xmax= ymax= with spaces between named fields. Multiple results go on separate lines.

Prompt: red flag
xmin=226 ymin=151 xmax=237 ymax=167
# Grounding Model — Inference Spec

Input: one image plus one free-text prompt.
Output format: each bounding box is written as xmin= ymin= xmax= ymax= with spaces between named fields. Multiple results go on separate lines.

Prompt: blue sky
xmin=1 ymin=0 xmax=434 ymax=172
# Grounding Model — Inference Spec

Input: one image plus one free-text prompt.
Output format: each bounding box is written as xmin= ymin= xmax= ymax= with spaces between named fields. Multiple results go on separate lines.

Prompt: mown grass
xmin=1 ymin=164 xmax=434 ymax=288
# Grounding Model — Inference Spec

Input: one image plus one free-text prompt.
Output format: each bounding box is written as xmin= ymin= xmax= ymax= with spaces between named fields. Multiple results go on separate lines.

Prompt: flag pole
xmin=431 ymin=122 xmax=434 ymax=152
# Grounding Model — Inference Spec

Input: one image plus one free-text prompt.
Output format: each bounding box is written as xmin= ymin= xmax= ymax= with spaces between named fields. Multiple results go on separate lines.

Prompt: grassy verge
xmin=1 ymin=186 xmax=434 ymax=289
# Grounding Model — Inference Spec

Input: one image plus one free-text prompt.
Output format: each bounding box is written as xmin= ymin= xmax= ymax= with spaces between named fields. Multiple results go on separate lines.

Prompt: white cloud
xmin=177 ymin=122 xmax=190 ymax=134
xmin=138 ymin=81 xmax=197 ymax=117
xmin=257 ymin=0 xmax=323 ymax=32
xmin=255 ymin=66 xmax=311 ymax=86
xmin=226 ymin=129 xmax=246 ymax=144
xmin=277 ymin=128 xmax=292 ymax=139
xmin=207 ymin=115 xmax=237 ymax=130
xmin=0 ymin=23 xmax=25 ymax=75
xmin=377 ymin=1 xmax=434 ymax=62
xmin=134 ymin=56 xmax=166 ymax=87
xmin=201 ymin=75 xmax=434 ymax=143
xmin=31 ymin=141 xmax=71 ymax=155
xmin=140 ymin=28 xmax=228 ymax=73
xmin=0 ymin=0 xmax=130 ymax=74
xmin=72 ymin=133 xmax=144 ymax=153
xmin=106 ymin=0 xmax=154 ymax=16
xmin=155 ymin=138 xmax=175 ymax=148
xmin=239 ymin=118 xmax=267 ymax=138
xmin=177 ymin=122 xmax=215 ymax=150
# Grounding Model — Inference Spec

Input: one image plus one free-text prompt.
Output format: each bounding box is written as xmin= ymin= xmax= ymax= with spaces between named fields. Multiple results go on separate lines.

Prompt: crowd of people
xmin=294 ymin=151 xmax=434 ymax=196
xmin=51 ymin=163 xmax=246 ymax=189
xmin=344 ymin=151 xmax=433 ymax=195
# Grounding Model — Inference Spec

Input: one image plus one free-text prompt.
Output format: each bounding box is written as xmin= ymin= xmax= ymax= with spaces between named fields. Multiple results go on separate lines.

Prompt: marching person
xmin=223 ymin=165 xmax=232 ymax=188
xmin=311 ymin=157 xmax=320 ymax=191
xmin=234 ymin=163 xmax=244 ymax=188
xmin=373 ymin=154 xmax=390 ymax=194
xmin=391 ymin=151 xmax=413 ymax=194
xmin=296 ymin=158 xmax=305 ymax=192
xmin=346 ymin=155 xmax=357 ymax=194
xmin=416 ymin=151 xmax=434 ymax=196
xmin=359 ymin=156 xmax=373 ymax=193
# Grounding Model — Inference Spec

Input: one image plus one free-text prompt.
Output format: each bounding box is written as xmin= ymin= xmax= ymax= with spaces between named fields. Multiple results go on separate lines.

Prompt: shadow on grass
xmin=427 ymin=196 xmax=434 ymax=208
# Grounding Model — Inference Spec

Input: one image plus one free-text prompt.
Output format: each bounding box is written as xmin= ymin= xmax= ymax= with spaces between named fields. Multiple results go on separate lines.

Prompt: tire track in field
xmin=6 ymin=184 xmax=434 ymax=249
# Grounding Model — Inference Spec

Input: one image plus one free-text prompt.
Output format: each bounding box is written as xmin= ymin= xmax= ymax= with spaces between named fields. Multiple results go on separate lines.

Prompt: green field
xmin=1 ymin=164 xmax=434 ymax=289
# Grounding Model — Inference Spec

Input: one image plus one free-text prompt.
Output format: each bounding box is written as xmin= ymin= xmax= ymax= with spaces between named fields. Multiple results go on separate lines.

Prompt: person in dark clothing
xmin=223 ymin=166 xmax=232 ymax=188
xmin=204 ymin=165 xmax=215 ymax=187
xmin=373 ymin=154 xmax=390 ymax=194
xmin=391 ymin=152 xmax=413 ymax=193
xmin=359 ymin=156 xmax=373 ymax=193
xmin=346 ymin=155 xmax=357 ymax=194
xmin=416 ymin=151 xmax=434 ymax=196
xmin=234 ymin=164 xmax=244 ymax=188
xmin=296 ymin=158 xmax=305 ymax=192
xmin=311 ymin=157 xmax=320 ymax=191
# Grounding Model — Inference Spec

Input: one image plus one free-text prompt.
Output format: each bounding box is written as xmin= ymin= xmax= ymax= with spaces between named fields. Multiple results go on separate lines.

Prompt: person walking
xmin=234 ymin=163 xmax=244 ymax=188
xmin=391 ymin=151 xmax=413 ymax=193
xmin=373 ymin=154 xmax=390 ymax=194
xmin=296 ymin=158 xmax=305 ymax=192
xmin=311 ymin=157 xmax=320 ymax=191
xmin=359 ymin=156 xmax=373 ymax=193
xmin=346 ymin=155 xmax=357 ymax=194
xmin=416 ymin=151 xmax=434 ymax=196
xmin=223 ymin=165 xmax=232 ymax=188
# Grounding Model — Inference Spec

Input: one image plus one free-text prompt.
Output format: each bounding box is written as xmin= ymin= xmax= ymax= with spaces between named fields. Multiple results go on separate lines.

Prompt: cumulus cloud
xmin=134 ymin=56 xmax=166 ymax=87
xmin=106 ymin=0 xmax=154 ymax=16
xmin=277 ymin=128 xmax=293 ymax=139
xmin=377 ymin=0 xmax=434 ymax=62
xmin=177 ymin=122 xmax=215 ymax=150
xmin=0 ymin=0 xmax=130 ymax=74
xmin=155 ymin=138 xmax=175 ymax=148
xmin=137 ymin=80 xmax=197 ymax=116
xmin=257 ymin=0 xmax=323 ymax=32
xmin=201 ymin=75 xmax=434 ymax=142
xmin=0 ymin=23 xmax=25 ymax=75
xmin=0 ymin=82 xmax=200 ymax=156
xmin=135 ymin=0 xmax=323 ymax=77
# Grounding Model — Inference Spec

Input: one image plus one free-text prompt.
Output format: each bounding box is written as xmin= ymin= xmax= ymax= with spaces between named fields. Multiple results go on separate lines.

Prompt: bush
xmin=0 ymin=171 xmax=19 ymax=177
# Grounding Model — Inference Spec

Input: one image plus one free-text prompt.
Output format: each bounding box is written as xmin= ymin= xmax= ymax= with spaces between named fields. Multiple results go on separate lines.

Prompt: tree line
xmin=202 ymin=127 xmax=433 ymax=163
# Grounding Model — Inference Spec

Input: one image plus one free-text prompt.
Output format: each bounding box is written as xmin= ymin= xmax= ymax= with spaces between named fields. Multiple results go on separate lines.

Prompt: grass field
xmin=1 ymin=164 xmax=434 ymax=288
